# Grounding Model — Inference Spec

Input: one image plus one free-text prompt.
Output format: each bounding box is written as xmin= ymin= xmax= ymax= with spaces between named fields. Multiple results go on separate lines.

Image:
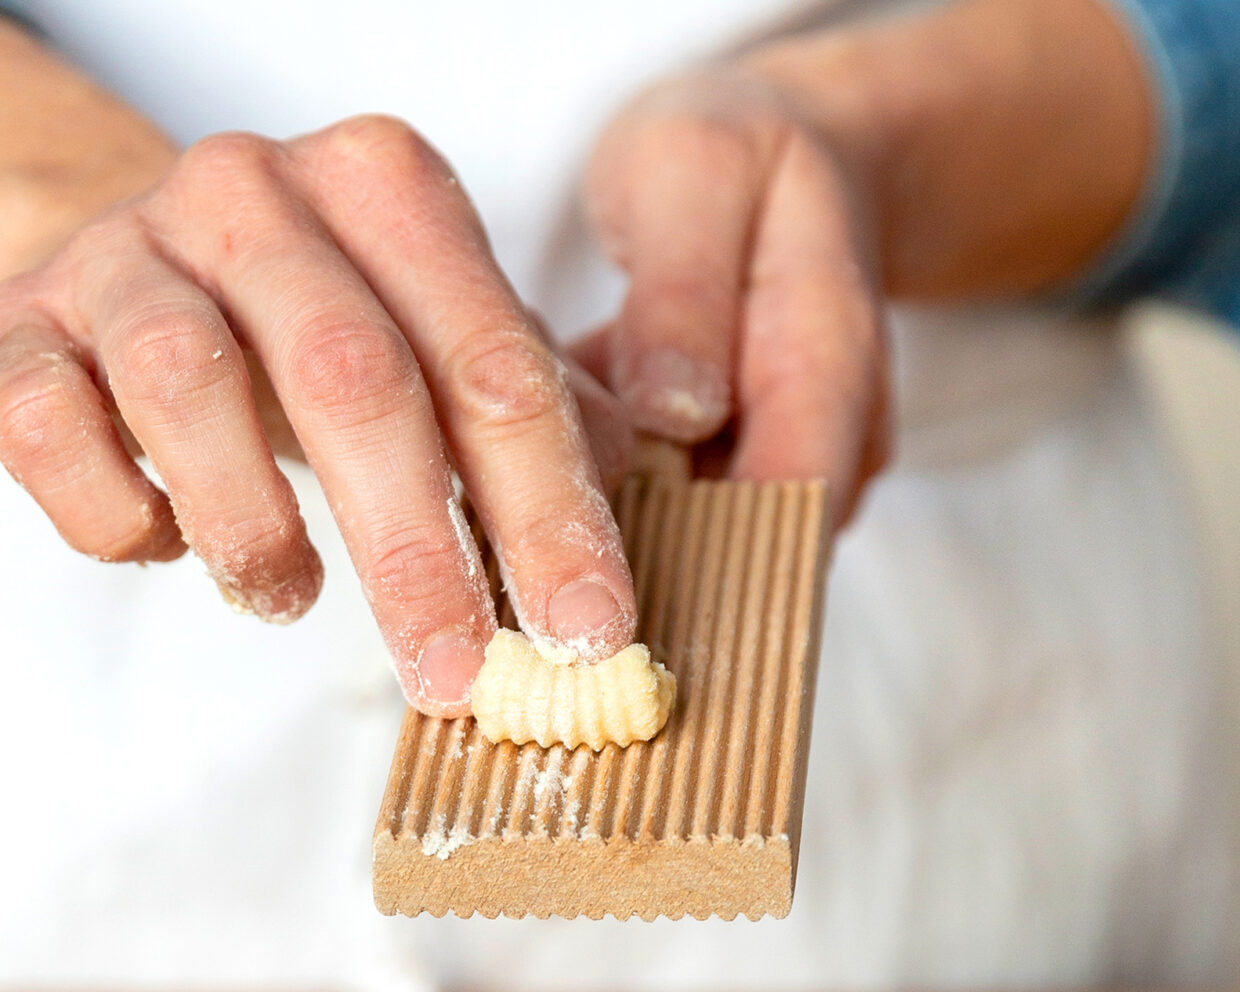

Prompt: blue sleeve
xmin=0 ymin=2 xmax=44 ymax=37
xmin=1071 ymin=0 xmax=1240 ymax=332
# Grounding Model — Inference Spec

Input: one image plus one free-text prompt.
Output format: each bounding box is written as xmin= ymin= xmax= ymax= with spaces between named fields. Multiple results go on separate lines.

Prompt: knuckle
xmin=178 ymin=131 xmax=283 ymax=184
xmin=86 ymin=505 xmax=172 ymax=564
xmin=450 ymin=333 xmax=568 ymax=431
xmin=153 ymin=133 xmax=288 ymax=225
xmin=56 ymin=210 xmax=148 ymax=277
xmin=320 ymin=114 xmax=450 ymax=181
xmin=109 ymin=308 xmax=229 ymax=405
xmin=202 ymin=515 xmax=305 ymax=587
xmin=506 ymin=504 xmax=616 ymax=570
xmin=366 ymin=531 xmax=469 ymax=608
xmin=0 ymin=353 xmax=84 ymax=470
xmin=284 ymin=322 xmax=415 ymax=413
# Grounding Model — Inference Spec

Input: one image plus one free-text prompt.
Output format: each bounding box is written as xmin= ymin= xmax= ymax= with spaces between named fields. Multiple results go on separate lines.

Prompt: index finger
xmin=290 ymin=117 xmax=638 ymax=661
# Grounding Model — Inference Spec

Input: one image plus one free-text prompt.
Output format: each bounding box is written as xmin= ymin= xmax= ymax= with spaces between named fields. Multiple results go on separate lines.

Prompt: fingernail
xmin=417 ymin=630 xmax=485 ymax=706
xmin=547 ymin=579 xmax=623 ymax=644
xmin=617 ymin=348 xmax=730 ymax=443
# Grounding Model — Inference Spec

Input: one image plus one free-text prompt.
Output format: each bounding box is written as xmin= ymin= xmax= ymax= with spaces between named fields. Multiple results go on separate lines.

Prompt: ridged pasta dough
xmin=472 ymin=629 xmax=676 ymax=750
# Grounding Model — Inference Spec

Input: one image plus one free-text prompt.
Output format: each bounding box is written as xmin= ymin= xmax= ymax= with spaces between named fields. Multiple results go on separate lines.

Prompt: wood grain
xmin=373 ymin=470 xmax=832 ymax=920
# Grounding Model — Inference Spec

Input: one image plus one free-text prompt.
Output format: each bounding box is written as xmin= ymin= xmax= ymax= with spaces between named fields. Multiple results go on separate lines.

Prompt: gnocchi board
xmin=372 ymin=453 xmax=832 ymax=920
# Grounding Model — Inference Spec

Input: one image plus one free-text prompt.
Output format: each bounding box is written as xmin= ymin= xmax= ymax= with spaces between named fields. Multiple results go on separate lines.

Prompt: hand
xmin=581 ymin=70 xmax=890 ymax=526
xmin=0 ymin=114 xmax=636 ymax=717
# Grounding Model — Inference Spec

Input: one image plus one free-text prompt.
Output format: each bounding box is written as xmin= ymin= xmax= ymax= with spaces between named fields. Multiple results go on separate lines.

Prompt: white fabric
xmin=0 ymin=0 xmax=1237 ymax=986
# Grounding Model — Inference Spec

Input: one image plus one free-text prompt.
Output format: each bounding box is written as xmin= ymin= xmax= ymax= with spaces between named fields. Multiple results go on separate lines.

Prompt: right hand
xmin=0 ymin=114 xmax=637 ymax=717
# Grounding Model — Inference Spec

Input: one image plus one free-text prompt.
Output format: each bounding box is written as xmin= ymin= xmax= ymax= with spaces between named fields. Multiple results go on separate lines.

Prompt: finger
xmin=732 ymin=131 xmax=888 ymax=526
xmin=567 ymin=324 xmax=611 ymax=383
xmin=586 ymin=111 xmax=763 ymax=443
xmin=531 ymin=315 xmax=632 ymax=493
xmin=71 ymin=234 xmax=323 ymax=623
xmin=291 ymin=115 xmax=636 ymax=661
xmin=0 ymin=313 xmax=184 ymax=562
xmin=845 ymin=363 xmax=892 ymax=523
xmin=564 ymin=356 xmax=633 ymax=494
xmin=147 ymin=130 xmax=496 ymax=715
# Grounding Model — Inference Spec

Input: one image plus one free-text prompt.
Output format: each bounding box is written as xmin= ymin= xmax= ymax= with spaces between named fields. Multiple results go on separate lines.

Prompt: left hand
xmin=578 ymin=70 xmax=890 ymax=526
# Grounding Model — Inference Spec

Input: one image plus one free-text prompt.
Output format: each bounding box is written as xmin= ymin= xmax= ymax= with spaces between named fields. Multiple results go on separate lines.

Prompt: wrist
xmin=735 ymin=0 xmax=1155 ymax=299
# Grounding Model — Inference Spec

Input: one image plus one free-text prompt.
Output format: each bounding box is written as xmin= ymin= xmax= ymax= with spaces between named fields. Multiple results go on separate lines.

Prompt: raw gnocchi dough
xmin=471 ymin=629 xmax=676 ymax=750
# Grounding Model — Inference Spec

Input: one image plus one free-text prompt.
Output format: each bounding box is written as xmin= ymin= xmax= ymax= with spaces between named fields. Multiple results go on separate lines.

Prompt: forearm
xmin=0 ymin=18 xmax=176 ymax=278
xmin=742 ymin=0 xmax=1154 ymax=299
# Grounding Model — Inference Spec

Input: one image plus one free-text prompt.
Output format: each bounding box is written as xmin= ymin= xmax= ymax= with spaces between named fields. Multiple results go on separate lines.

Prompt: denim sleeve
xmin=1072 ymin=0 xmax=1240 ymax=332
xmin=0 ymin=1 xmax=44 ymax=37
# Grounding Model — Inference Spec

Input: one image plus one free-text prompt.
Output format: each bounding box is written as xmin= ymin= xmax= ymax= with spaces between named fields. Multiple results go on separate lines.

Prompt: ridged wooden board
xmin=373 ymin=470 xmax=832 ymax=921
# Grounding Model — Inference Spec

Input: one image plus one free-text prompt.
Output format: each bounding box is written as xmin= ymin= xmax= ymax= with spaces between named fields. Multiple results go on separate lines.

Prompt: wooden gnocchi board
xmin=372 ymin=462 xmax=832 ymax=920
